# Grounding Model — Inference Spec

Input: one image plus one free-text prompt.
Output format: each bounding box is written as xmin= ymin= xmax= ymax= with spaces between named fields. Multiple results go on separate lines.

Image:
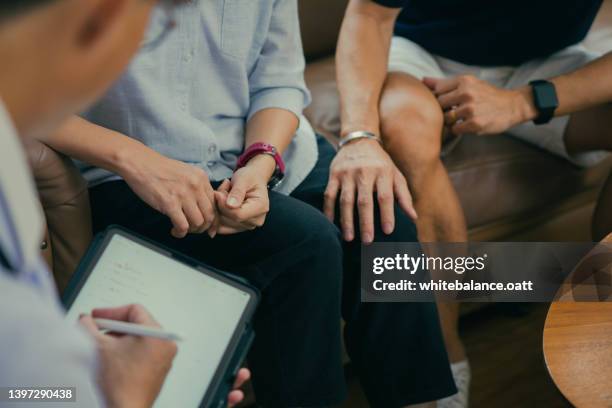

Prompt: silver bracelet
xmin=338 ymin=131 xmax=382 ymax=149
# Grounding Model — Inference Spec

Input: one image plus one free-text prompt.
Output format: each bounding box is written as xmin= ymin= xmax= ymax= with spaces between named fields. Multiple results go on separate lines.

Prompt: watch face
xmin=530 ymin=80 xmax=559 ymax=125
xmin=534 ymin=82 xmax=559 ymax=110
xmin=268 ymin=175 xmax=283 ymax=190
xmin=268 ymin=167 xmax=285 ymax=190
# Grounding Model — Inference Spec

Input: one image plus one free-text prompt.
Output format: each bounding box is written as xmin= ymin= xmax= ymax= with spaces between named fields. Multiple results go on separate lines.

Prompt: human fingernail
xmin=227 ymin=197 xmax=238 ymax=207
xmin=382 ymin=223 xmax=393 ymax=234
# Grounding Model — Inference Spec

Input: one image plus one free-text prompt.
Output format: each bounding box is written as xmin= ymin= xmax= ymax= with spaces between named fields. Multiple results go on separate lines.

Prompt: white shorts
xmin=388 ymin=36 xmax=610 ymax=167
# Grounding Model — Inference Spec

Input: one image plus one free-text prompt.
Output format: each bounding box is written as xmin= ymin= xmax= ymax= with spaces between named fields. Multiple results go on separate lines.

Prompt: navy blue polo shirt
xmin=373 ymin=0 xmax=603 ymax=66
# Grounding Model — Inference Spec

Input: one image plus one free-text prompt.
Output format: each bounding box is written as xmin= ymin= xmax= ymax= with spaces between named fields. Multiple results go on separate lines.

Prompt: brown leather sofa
xmin=28 ymin=0 xmax=612 ymax=292
xmin=26 ymin=139 xmax=92 ymax=292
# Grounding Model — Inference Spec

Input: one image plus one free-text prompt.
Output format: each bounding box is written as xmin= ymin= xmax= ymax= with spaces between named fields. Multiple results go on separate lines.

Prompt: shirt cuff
xmin=247 ymin=87 xmax=307 ymax=122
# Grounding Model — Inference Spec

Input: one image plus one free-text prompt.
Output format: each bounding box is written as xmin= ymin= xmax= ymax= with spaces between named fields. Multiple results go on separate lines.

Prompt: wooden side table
xmin=543 ymin=234 xmax=612 ymax=407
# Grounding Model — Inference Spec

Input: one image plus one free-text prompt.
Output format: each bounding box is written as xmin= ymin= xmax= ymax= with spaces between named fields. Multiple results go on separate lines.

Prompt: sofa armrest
xmin=25 ymin=139 xmax=92 ymax=293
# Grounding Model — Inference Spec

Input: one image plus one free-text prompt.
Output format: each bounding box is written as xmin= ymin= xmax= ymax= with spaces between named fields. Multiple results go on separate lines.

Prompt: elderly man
xmin=335 ymin=0 xmax=610 ymax=406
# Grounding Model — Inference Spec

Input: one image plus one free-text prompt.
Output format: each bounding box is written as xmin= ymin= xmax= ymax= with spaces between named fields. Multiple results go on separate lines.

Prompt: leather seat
xmin=26 ymin=139 xmax=92 ymax=292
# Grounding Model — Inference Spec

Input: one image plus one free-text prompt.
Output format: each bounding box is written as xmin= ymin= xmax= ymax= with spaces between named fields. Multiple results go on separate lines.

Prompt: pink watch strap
xmin=235 ymin=142 xmax=285 ymax=174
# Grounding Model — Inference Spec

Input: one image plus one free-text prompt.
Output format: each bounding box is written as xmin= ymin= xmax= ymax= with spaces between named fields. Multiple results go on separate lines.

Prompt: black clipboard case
xmin=62 ymin=225 xmax=260 ymax=408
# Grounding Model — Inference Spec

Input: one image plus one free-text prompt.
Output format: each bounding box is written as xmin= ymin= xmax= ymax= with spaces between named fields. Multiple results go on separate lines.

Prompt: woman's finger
xmin=165 ymin=204 xmax=189 ymax=238
xmin=182 ymin=200 xmax=206 ymax=233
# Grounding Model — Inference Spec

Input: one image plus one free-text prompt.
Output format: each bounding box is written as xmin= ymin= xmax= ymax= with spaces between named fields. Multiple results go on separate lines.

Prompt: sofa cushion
xmin=304 ymin=57 xmax=612 ymax=232
xmin=26 ymin=140 xmax=92 ymax=292
xmin=299 ymin=0 xmax=348 ymax=61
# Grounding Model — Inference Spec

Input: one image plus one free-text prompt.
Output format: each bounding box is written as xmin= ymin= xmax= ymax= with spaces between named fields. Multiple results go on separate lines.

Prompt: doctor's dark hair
xmin=0 ymin=1 xmax=56 ymax=19
xmin=1 ymin=0 xmax=186 ymax=19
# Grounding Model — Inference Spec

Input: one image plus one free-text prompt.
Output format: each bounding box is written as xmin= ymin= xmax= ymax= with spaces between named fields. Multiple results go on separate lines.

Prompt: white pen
xmin=94 ymin=318 xmax=183 ymax=342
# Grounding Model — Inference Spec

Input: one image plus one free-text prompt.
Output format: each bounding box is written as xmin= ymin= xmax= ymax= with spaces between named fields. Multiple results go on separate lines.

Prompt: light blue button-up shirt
xmin=0 ymin=100 xmax=101 ymax=407
xmin=80 ymin=0 xmax=318 ymax=195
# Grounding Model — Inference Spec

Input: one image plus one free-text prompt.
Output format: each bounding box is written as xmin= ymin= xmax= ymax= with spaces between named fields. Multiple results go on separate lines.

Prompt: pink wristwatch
xmin=235 ymin=142 xmax=285 ymax=189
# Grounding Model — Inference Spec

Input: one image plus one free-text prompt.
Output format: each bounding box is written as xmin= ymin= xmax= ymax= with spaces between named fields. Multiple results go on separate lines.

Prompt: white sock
xmin=438 ymin=360 xmax=471 ymax=408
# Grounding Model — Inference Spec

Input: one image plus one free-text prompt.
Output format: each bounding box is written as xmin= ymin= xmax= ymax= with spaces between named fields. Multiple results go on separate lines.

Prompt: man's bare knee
xmin=380 ymin=73 xmax=444 ymax=134
xmin=379 ymin=73 xmax=444 ymax=166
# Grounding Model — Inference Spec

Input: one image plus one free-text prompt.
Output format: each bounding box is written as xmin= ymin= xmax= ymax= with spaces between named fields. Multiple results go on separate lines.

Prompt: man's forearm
xmin=509 ymin=52 xmax=612 ymax=125
xmin=46 ymin=116 xmax=144 ymax=175
xmin=336 ymin=0 xmax=399 ymax=137
xmin=551 ymin=52 xmax=612 ymax=117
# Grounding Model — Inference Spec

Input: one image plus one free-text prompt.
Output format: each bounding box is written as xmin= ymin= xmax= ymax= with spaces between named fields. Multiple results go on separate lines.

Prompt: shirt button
xmin=208 ymin=144 xmax=217 ymax=154
xmin=206 ymin=161 xmax=215 ymax=168
xmin=183 ymin=50 xmax=194 ymax=62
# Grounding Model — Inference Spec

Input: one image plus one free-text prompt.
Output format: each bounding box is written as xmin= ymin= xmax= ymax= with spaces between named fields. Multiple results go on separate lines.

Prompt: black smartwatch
xmin=529 ymin=80 xmax=559 ymax=125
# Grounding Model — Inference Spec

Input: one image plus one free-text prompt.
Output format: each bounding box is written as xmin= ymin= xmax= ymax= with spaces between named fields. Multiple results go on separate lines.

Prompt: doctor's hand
xmin=212 ymin=155 xmax=273 ymax=235
xmin=423 ymin=75 xmax=537 ymax=136
xmin=228 ymin=368 xmax=251 ymax=407
xmin=117 ymin=142 xmax=217 ymax=238
xmin=79 ymin=304 xmax=177 ymax=408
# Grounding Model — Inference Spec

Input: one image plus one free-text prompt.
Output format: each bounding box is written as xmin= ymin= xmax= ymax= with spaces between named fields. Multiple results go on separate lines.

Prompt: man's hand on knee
xmin=324 ymin=138 xmax=417 ymax=244
xmin=423 ymin=75 xmax=537 ymax=136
